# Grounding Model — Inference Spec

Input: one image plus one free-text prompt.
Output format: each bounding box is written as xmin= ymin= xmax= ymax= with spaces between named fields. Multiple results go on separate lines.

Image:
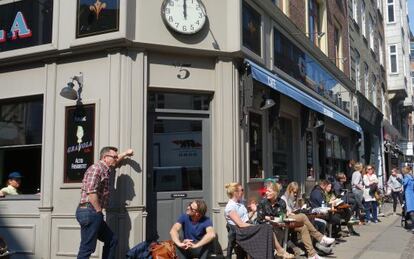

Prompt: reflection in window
xmin=149 ymin=92 xmax=210 ymax=111
xmin=249 ymin=112 xmax=263 ymax=179
xmin=242 ymin=2 xmax=261 ymax=56
xmin=325 ymin=132 xmax=348 ymax=178
xmin=0 ymin=96 xmax=43 ymax=194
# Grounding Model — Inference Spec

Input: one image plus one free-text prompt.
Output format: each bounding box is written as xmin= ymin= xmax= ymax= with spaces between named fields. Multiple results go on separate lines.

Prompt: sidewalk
xmin=331 ymin=202 xmax=413 ymax=259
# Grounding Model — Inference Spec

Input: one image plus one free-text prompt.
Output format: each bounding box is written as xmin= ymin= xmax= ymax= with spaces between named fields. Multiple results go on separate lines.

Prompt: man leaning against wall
xmin=76 ymin=146 xmax=134 ymax=259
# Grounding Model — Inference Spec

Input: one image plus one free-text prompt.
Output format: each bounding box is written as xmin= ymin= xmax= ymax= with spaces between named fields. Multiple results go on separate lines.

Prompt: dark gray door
xmin=147 ymin=113 xmax=211 ymax=240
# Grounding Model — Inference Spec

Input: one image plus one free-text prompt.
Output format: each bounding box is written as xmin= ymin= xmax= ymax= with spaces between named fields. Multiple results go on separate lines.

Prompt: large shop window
xmin=0 ymin=96 xmax=43 ymax=195
xmin=325 ymin=132 xmax=348 ymax=178
xmin=272 ymin=117 xmax=293 ymax=186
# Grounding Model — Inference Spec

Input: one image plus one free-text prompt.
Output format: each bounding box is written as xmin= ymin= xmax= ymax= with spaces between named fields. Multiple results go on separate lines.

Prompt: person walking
xmin=401 ymin=166 xmax=414 ymax=232
xmin=351 ymin=162 xmax=365 ymax=223
xmin=363 ymin=165 xmax=379 ymax=223
xmin=387 ymin=167 xmax=403 ymax=215
xmin=76 ymin=146 xmax=134 ymax=259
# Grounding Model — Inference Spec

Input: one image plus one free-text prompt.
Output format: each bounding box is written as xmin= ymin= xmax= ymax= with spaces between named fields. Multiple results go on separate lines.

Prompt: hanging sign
xmin=64 ymin=104 xmax=95 ymax=183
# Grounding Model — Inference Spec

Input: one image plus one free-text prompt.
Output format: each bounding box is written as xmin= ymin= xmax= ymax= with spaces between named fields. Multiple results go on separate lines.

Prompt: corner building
xmin=0 ymin=1 xmax=362 ymax=257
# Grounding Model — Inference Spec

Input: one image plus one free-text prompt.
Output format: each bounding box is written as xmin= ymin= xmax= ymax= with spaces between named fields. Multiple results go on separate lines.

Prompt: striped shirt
xmin=79 ymin=161 xmax=110 ymax=209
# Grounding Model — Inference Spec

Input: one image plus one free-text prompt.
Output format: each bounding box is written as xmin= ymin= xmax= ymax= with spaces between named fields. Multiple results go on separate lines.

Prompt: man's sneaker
xmin=315 ymin=242 xmax=333 ymax=255
xmin=320 ymin=236 xmax=335 ymax=246
xmin=348 ymin=217 xmax=359 ymax=224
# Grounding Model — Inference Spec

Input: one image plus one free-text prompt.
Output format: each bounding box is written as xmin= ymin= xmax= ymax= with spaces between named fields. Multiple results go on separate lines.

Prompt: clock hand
xmin=183 ymin=0 xmax=187 ymax=19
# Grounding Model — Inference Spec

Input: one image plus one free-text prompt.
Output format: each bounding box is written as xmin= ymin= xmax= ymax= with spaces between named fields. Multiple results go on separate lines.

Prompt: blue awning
xmin=245 ymin=59 xmax=362 ymax=134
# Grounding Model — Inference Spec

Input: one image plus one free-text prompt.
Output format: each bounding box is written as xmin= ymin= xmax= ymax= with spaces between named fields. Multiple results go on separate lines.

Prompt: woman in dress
xmin=224 ymin=182 xmax=293 ymax=259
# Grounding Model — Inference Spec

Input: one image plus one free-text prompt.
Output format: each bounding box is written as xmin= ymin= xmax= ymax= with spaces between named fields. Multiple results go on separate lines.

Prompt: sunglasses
xmin=105 ymin=155 xmax=118 ymax=159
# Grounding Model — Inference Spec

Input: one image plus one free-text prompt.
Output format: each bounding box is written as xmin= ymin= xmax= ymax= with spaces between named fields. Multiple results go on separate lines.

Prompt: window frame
xmin=355 ymin=51 xmax=361 ymax=91
xmin=352 ymin=0 xmax=358 ymax=22
xmin=241 ymin=0 xmax=264 ymax=59
xmin=389 ymin=44 xmax=399 ymax=74
xmin=361 ymin=1 xmax=366 ymax=38
xmin=387 ymin=0 xmax=395 ymax=23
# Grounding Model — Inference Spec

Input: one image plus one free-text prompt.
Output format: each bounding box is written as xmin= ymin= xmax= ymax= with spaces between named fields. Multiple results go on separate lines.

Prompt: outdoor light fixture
xmin=60 ymin=73 xmax=83 ymax=103
xmin=260 ymin=94 xmax=275 ymax=110
xmin=314 ymin=120 xmax=324 ymax=128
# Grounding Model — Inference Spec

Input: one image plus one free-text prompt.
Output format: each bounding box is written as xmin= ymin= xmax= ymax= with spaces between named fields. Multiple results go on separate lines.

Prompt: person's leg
xmin=291 ymin=213 xmax=324 ymax=241
xmin=194 ymin=242 xmax=213 ymax=259
xmin=97 ymin=219 xmax=118 ymax=259
xmin=397 ymin=192 xmax=404 ymax=207
xmin=371 ymin=201 xmax=378 ymax=222
xmin=175 ymin=245 xmax=190 ymax=259
xmin=364 ymin=201 xmax=371 ymax=222
xmin=391 ymin=192 xmax=398 ymax=212
xmin=295 ymin=225 xmax=317 ymax=257
xmin=76 ymin=207 xmax=102 ymax=259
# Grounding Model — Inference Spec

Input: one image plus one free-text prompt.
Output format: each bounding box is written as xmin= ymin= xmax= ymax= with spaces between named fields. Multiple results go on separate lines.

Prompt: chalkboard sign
xmin=64 ymin=104 xmax=95 ymax=182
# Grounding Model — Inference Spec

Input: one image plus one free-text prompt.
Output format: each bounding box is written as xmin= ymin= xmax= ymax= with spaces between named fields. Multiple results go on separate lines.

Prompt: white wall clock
xmin=161 ymin=0 xmax=207 ymax=35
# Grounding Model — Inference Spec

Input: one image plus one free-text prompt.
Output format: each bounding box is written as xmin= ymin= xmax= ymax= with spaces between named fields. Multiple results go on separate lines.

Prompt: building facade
xmin=0 ymin=1 xmax=363 ymax=258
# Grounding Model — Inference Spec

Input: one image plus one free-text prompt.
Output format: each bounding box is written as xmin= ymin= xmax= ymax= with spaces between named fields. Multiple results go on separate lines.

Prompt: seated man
xmin=170 ymin=200 xmax=216 ymax=259
xmin=0 ymin=172 xmax=23 ymax=197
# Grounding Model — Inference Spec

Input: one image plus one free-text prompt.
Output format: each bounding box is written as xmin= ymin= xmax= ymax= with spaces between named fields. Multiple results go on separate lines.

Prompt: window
xmin=242 ymin=2 xmax=262 ymax=56
xmin=0 ymin=96 xmax=43 ymax=195
xmin=355 ymin=51 xmax=361 ymax=91
xmin=334 ymin=26 xmax=341 ymax=68
xmin=389 ymin=44 xmax=398 ymax=73
xmin=379 ymin=37 xmax=384 ymax=65
xmin=352 ymin=0 xmax=358 ymax=22
xmin=410 ymin=42 xmax=414 ymax=60
xmin=361 ymin=1 xmax=366 ymax=38
xmin=364 ymin=63 xmax=369 ymax=97
xmin=377 ymin=0 xmax=383 ymax=13
xmin=308 ymin=0 xmax=321 ymax=47
xmin=370 ymin=75 xmax=377 ymax=106
xmin=369 ymin=16 xmax=374 ymax=50
xmin=402 ymin=50 xmax=406 ymax=74
xmin=387 ymin=0 xmax=395 ymax=23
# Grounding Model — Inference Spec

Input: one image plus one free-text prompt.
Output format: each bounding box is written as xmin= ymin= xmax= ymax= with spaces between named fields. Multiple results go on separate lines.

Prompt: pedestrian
xmin=401 ymin=166 xmax=414 ymax=232
xmin=0 ymin=171 xmax=23 ymax=197
xmin=363 ymin=165 xmax=379 ymax=223
xmin=351 ymin=163 xmax=365 ymax=223
xmin=170 ymin=200 xmax=216 ymax=259
xmin=387 ymin=167 xmax=403 ymax=215
xmin=76 ymin=146 xmax=134 ymax=259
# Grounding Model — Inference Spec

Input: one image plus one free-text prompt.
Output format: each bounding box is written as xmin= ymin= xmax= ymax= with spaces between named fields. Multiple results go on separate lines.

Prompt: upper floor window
xmin=308 ymin=0 xmax=321 ymax=47
xmin=369 ymin=16 xmax=374 ymax=50
xmin=361 ymin=1 xmax=366 ymax=38
xmin=370 ymin=75 xmax=377 ymax=106
xmin=364 ymin=63 xmax=369 ymax=97
xmin=389 ymin=44 xmax=398 ymax=73
xmin=242 ymin=2 xmax=262 ymax=56
xmin=0 ymin=95 xmax=43 ymax=195
xmin=334 ymin=25 xmax=343 ymax=70
xmin=352 ymin=0 xmax=358 ymax=22
xmin=387 ymin=0 xmax=395 ymax=23
xmin=377 ymin=0 xmax=383 ymax=13
xmin=379 ymin=37 xmax=384 ymax=65
xmin=355 ymin=51 xmax=361 ymax=91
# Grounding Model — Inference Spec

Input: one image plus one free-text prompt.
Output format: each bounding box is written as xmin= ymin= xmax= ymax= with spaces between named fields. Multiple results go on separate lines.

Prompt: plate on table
xmin=283 ymin=218 xmax=296 ymax=222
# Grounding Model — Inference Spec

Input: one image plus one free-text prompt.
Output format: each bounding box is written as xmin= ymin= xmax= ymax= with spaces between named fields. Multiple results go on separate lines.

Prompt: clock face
xmin=161 ymin=0 xmax=207 ymax=35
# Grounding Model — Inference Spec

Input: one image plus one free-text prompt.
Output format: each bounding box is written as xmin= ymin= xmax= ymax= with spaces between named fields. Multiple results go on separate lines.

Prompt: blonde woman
xmin=258 ymin=181 xmax=333 ymax=259
xmin=224 ymin=182 xmax=289 ymax=259
xmin=363 ymin=165 xmax=379 ymax=223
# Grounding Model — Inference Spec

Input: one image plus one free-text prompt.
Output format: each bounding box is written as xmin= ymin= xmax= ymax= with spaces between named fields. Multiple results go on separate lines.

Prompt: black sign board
xmin=64 ymin=104 xmax=95 ymax=183
xmin=77 ymin=0 xmax=119 ymax=38
xmin=0 ymin=0 xmax=53 ymax=52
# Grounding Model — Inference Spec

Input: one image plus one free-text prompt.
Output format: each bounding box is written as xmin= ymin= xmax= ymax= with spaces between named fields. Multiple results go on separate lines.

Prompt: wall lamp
xmin=314 ymin=120 xmax=324 ymax=128
xmin=60 ymin=73 xmax=83 ymax=103
xmin=260 ymin=94 xmax=275 ymax=110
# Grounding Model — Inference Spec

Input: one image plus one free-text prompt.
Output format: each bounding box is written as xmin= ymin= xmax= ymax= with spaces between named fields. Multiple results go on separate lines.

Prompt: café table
xmin=269 ymin=218 xmax=304 ymax=250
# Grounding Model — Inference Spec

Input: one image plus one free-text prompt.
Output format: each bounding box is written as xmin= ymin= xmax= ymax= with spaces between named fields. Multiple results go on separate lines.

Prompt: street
xmin=332 ymin=204 xmax=414 ymax=259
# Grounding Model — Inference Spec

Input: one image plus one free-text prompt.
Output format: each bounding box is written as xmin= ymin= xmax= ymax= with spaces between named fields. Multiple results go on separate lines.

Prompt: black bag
xmin=369 ymin=183 xmax=378 ymax=196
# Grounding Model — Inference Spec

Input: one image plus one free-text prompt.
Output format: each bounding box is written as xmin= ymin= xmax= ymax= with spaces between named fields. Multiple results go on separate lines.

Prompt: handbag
xmin=150 ymin=240 xmax=177 ymax=259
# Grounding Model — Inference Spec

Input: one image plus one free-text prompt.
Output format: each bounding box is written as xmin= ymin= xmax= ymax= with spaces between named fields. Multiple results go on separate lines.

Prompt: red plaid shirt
xmin=79 ymin=161 xmax=110 ymax=209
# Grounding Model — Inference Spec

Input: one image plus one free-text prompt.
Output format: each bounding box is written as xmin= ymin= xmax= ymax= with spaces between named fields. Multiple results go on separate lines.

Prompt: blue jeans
xmin=76 ymin=207 xmax=118 ymax=259
xmin=364 ymin=201 xmax=378 ymax=222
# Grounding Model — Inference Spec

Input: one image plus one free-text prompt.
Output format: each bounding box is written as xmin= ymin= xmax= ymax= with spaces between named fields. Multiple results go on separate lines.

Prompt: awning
xmin=246 ymin=59 xmax=362 ymax=134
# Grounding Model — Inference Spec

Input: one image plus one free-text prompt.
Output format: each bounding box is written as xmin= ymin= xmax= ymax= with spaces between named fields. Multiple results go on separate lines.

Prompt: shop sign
xmin=0 ymin=0 xmax=53 ymax=52
xmin=64 ymin=104 xmax=95 ymax=183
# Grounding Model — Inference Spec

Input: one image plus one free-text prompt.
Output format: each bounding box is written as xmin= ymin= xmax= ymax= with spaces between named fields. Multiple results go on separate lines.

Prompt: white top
xmin=0 ymin=185 xmax=19 ymax=196
xmin=224 ymin=199 xmax=249 ymax=225
xmin=363 ymin=174 xmax=379 ymax=202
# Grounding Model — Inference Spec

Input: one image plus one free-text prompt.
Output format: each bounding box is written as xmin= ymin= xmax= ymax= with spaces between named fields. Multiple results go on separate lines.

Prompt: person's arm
xmin=114 ymin=148 xmax=134 ymax=167
xmin=228 ymin=210 xmax=251 ymax=228
xmin=191 ymin=226 xmax=215 ymax=249
xmin=87 ymin=193 xmax=102 ymax=212
xmin=170 ymin=222 xmax=187 ymax=249
xmin=0 ymin=190 xmax=4 ymax=197
xmin=362 ymin=175 xmax=370 ymax=187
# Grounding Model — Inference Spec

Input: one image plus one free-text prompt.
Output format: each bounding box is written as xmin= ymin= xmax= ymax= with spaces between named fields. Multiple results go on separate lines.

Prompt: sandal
xmin=275 ymin=249 xmax=295 ymax=258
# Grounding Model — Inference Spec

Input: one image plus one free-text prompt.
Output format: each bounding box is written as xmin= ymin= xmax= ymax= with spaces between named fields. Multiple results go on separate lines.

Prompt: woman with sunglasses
xmin=362 ymin=165 xmax=379 ymax=223
xmin=224 ymin=182 xmax=291 ymax=259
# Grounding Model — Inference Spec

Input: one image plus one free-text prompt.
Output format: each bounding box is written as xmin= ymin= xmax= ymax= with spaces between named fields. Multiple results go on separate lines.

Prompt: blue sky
xmin=410 ymin=0 xmax=414 ymax=32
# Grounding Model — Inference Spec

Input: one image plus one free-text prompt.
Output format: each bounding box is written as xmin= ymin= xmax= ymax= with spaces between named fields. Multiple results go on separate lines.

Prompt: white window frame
xmin=361 ymin=1 xmax=366 ymax=38
xmin=379 ymin=37 xmax=384 ymax=66
xmin=352 ymin=0 xmax=358 ymax=22
xmin=377 ymin=0 xmax=383 ymax=13
xmin=355 ymin=51 xmax=361 ymax=91
xmin=371 ymin=75 xmax=377 ymax=106
xmin=387 ymin=0 xmax=395 ymax=23
xmin=389 ymin=44 xmax=398 ymax=74
xmin=369 ymin=16 xmax=374 ymax=50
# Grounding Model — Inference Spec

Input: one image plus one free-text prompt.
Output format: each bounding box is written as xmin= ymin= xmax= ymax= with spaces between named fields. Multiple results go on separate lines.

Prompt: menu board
xmin=64 ymin=104 xmax=95 ymax=182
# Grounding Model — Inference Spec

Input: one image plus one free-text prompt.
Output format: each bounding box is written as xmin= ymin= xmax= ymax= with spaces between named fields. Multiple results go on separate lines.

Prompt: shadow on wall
xmin=108 ymin=159 xmax=141 ymax=257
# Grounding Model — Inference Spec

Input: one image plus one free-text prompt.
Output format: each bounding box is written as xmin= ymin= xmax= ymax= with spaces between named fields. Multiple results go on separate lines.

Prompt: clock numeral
xmin=190 ymin=25 xmax=194 ymax=30
xmin=198 ymin=12 xmax=203 ymax=18
xmin=182 ymin=25 xmax=187 ymax=31
xmin=169 ymin=1 xmax=174 ymax=6
xmin=175 ymin=22 xmax=179 ymax=28
xmin=168 ymin=16 xmax=173 ymax=22
xmin=165 ymin=8 xmax=170 ymax=14
xmin=196 ymin=20 xmax=200 ymax=25
xmin=196 ymin=6 xmax=200 ymax=11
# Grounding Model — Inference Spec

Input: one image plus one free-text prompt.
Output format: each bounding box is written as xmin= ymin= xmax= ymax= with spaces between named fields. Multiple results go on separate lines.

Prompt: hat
xmin=8 ymin=172 xmax=23 ymax=179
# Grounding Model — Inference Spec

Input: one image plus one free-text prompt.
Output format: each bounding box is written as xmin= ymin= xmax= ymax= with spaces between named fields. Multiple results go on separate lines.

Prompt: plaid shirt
xmin=79 ymin=161 xmax=110 ymax=209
